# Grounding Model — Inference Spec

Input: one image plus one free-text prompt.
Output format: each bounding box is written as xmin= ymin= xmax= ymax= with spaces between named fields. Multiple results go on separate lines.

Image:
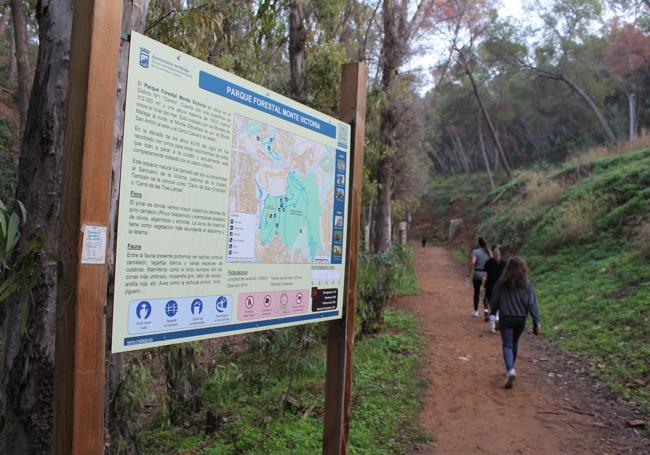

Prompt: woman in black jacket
xmin=484 ymin=245 xmax=506 ymax=331
xmin=490 ymin=256 xmax=541 ymax=389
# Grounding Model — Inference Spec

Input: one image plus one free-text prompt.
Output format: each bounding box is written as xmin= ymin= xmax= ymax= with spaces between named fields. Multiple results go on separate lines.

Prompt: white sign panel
xmin=111 ymin=33 xmax=351 ymax=352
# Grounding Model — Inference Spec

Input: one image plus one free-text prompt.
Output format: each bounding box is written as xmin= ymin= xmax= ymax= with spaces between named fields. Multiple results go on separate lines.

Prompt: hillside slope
xmin=478 ymin=148 xmax=650 ymax=414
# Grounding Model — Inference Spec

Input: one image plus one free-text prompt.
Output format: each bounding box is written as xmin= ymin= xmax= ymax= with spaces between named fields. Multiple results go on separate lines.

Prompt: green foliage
xmin=161 ymin=343 xmax=205 ymax=425
xmin=0 ymin=199 xmax=43 ymax=313
xmin=108 ymin=356 xmax=156 ymax=454
xmin=356 ymin=245 xmax=418 ymax=335
xmin=137 ymin=309 xmax=427 ymax=454
xmin=478 ymin=147 xmax=650 ymax=414
xmin=0 ymin=118 xmax=17 ymax=201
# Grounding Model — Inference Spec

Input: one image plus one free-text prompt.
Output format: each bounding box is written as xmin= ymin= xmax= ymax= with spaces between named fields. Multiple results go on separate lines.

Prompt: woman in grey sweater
xmin=489 ymin=256 xmax=541 ymax=389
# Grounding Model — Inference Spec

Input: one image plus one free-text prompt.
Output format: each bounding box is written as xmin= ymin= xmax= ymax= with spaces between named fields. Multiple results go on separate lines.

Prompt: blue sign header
xmin=198 ymin=71 xmax=336 ymax=139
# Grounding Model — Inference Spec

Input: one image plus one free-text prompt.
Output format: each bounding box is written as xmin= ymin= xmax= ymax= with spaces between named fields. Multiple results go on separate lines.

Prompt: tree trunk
xmin=288 ymin=0 xmax=306 ymax=101
xmin=1 ymin=1 xmax=73 ymax=453
xmin=0 ymin=6 xmax=10 ymax=42
xmin=374 ymin=146 xmax=392 ymax=252
xmin=364 ymin=201 xmax=372 ymax=252
xmin=8 ymin=18 xmax=17 ymax=82
xmin=560 ymin=74 xmax=617 ymax=144
xmin=527 ymin=65 xmax=617 ymax=145
xmin=478 ymin=115 xmax=495 ymax=190
xmin=105 ymin=3 xmax=150 ymax=453
xmin=627 ymin=92 xmax=637 ymax=141
xmin=374 ymin=0 xmax=401 ymax=253
xmin=465 ymin=66 xmax=513 ymax=178
xmin=449 ymin=129 xmax=470 ymax=173
xmin=10 ymin=0 xmax=30 ymax=126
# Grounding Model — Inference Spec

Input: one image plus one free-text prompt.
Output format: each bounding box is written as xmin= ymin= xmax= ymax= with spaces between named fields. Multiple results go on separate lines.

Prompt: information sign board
xmin=111 ymin=33 xmax=351 ymax=352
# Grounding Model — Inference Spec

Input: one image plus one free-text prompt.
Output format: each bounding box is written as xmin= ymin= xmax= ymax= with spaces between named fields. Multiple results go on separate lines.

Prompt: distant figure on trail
xmin=422 ymin=236 xmax=427 ymax=248
xmin=466 ymin=237 xmax=492 ymax=319
xmin=490 ymin=256 xmax=541 ymax=389
xmin=484 ymin=245 xmax=507 ymax=332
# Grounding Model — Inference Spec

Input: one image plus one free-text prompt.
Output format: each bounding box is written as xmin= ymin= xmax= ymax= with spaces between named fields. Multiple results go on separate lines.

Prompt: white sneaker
xmin=489 ymin=319 xmax=496 ymax=332
xmin=505 ymin=369 xmax=516 ymax=389
xmin=472 ymin=311 xmax=479 ymax=317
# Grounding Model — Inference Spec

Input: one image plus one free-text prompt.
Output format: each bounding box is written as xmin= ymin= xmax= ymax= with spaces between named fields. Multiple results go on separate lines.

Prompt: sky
xmin=502 ymin=0 xmax=526 ymax=19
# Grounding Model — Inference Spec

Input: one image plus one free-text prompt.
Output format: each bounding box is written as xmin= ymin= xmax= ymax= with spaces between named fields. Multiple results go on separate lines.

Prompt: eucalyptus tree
xmin=607 ymin=24 xmax=650 ymax=140
xmin=1 ymin=1 xmax=72 ymax=452
xmin=373 ymin=0 xmax=437 ymax=252
xmin=9 ymin=0 xmax=29 ymax=126
xmin=516 ymin=0 xmax=618 ymax=143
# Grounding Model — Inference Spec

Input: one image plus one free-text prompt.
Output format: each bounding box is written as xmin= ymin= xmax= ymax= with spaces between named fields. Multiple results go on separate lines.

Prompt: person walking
xmin=466 ymin=237 xmax=491 ymax=318
xmin=484 ymin=245 xmax=507 ymax=331
xmin=489 ymin=256 xmax=541 ymax=389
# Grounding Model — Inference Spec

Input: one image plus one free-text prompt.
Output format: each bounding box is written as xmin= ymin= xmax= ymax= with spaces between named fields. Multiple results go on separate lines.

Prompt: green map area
xmin=229 ymin=114 xmax=336 ymax=264
xmin=259 ymin=172 xmax=322 ymax=259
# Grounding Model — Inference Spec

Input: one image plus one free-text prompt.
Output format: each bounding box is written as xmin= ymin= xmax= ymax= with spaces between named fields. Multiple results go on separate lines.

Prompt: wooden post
xmin=53 ymin=1 xmax=122 ymax=454
xmin=322 ymin=62 xmax=368 ymax=455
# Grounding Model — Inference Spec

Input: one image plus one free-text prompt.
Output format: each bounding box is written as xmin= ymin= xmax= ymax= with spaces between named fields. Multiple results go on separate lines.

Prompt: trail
xmin=396 ymin=246 xmax=648 ymax=455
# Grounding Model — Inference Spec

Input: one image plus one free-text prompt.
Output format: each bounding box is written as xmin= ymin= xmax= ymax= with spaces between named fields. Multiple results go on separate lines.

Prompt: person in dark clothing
xmin=467 ymin=237 xmax=492 ymax=318
xmin=489 ymin=256 xmax=541 ymax=389
xmin=484 ymin=245 xmax=506 ymax=331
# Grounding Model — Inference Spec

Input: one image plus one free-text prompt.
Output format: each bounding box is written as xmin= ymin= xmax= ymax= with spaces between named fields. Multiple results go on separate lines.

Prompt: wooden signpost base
xmin=53 ymin=1 xmax=122 ymax=454
xmin=322 ymin=63 xmax=368 ymax=455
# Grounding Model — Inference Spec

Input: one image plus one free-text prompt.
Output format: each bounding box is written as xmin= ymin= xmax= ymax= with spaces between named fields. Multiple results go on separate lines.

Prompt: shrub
xmin=356 ymin=244 xmax=417 ymax=335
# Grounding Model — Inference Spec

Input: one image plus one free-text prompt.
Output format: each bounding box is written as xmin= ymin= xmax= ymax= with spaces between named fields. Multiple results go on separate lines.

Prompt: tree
xmin=374 ymin=0 xmax=434 ymax=252
xmin=9 ymin=0 xmax=30 ymax=126
xmin=459 ymin=47 xmax=514 ymax=178
xmin=435 ymin=0 xmax=513 ymax=178
xmin=522 ymin=0 xmax=617 ymax=143
xmin=607 ymin=24 xmax=650 ymax=140
xmin=1 ymin=1 xmax=73 ymax=452
xmin=288 ymin=0 xmax=307 ymax=100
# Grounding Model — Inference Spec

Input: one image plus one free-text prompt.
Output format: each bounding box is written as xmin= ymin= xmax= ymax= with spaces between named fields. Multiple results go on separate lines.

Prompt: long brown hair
xmin=500 ymin=256 xmax=528 ymax=288
xmin=478 ymin=237 xmax=492 ymax=257
xmin=492 ymin=245 xmax=502 ymax=262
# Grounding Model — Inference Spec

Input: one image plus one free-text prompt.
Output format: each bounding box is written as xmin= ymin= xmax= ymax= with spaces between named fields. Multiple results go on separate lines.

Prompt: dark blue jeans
xmin=500 ymin=317 xmax=526 ymax=372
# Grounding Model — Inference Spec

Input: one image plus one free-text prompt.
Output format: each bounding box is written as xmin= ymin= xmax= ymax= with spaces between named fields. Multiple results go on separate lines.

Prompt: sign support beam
xmin=53 ymin=1 xmax=122 ymax=453
xmin=322 ymin=62 xmax=368 ymax=455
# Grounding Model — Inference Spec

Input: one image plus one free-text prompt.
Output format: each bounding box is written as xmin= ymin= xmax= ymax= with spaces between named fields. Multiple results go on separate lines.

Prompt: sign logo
xmin=165 ymin=300 xmax=178 ymax=318
xmin=191 ymin=298 xmax=203 ymax=315
xmin=139 ymin=47 xmax=150 ymax=68
xmin=136 ymin=301 xmax=151 ymax=320
xmin=215 ymin=296 xmax=228 ymax=313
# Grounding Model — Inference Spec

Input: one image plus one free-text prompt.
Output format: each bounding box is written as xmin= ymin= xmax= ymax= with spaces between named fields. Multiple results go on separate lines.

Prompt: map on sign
xmin=227 ymin=114 xmax=336 ymax=264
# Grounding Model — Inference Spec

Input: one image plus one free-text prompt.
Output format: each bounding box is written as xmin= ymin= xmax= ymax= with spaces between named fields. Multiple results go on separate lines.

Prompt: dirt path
xmin=396 ymin=246 xmax=649 ymax=455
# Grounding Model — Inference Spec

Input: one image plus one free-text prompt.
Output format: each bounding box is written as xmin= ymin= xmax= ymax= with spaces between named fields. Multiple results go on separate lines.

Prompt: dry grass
xmin=528 ymin=179 xmax=565 ymax=207
xmin=635 ymin=222 xmax=650 ymax=259
xmin=567 ymin=144 xmax=614 ymax=166
xmin=545 ymin=194 xmax=609 ymax=250
xmin=619 ymin=130 xmax=650 ymax=154
xmin=567 ymin=131 xmax=650 ymax=166
xmin=515 ymin=170 xmax=565 ymax=214
xmin=560 ymin=197 xmax=599 ymax=239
